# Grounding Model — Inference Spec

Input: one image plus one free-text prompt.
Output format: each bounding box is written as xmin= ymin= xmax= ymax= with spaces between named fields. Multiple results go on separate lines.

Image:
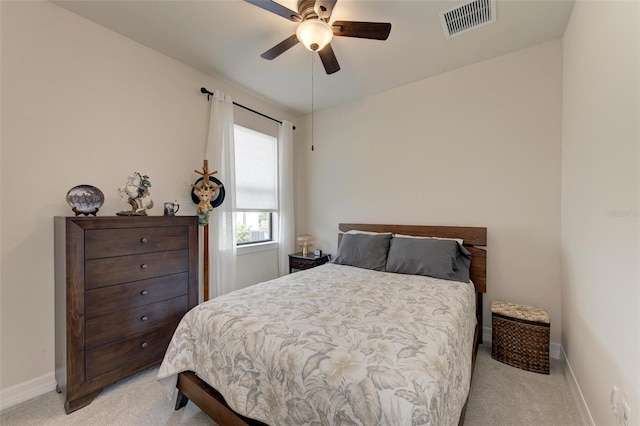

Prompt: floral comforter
xmin=158 ymin=263 xmax=476 ymax=426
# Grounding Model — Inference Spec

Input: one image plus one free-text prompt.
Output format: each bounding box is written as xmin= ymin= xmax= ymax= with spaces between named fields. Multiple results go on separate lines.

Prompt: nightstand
xmin=288 ymin=252 xmax=330 ymax=273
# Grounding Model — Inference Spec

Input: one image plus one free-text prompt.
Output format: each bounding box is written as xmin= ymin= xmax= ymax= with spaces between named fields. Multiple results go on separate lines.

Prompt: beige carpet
xmin=0 ymin=369 xmax=214 ymax=426
xmin=1 ymin=344 xmax=582 ymax=425
xmin=465 ymin=345 xmax=583 ymax=426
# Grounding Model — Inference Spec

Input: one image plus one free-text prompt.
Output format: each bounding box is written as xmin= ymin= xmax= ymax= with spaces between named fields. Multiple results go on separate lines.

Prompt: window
xmin=234 ymin=125 xmax=277 ymax=245
xmin=236 ymin=212 xmax=272 ymax=244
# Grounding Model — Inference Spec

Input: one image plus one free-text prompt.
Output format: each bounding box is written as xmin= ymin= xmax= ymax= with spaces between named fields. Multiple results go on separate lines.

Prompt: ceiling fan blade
xmin=260 ymin=34 xmax=299 ymax=60
xmin=314 ymin=0 xmax=337 ymax=20
xmin=244 ymin=0 xmax=302 ymax=22
xmin=332 ymin=21 xmax=391 ymax=40
xmin=318 ymin=43 xmax=340 ymax=74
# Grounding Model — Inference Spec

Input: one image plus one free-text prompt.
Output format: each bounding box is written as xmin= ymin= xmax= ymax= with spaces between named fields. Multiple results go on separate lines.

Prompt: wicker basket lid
xmin=491 ymin=300 xmax=550 ymax=323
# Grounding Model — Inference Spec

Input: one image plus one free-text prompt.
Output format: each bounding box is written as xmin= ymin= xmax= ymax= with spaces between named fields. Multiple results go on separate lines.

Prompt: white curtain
xmin=278 ymin=120 xmax=295 ymax=276
xmin=205 ymin=90 xmax=237 ymax=298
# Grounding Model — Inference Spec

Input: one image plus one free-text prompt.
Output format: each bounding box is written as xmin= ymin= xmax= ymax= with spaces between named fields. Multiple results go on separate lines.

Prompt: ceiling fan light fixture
xmin=296 ymin=19 xmax=333 ymax=51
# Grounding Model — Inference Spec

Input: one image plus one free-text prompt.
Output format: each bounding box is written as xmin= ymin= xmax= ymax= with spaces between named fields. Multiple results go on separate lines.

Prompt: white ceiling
xmin=53 ymin=0 xmax=575 ymax=116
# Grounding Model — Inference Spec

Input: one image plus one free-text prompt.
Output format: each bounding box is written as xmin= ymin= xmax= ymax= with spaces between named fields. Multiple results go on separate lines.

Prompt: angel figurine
xmin=117 ymin=172 xmax=154 ymax=216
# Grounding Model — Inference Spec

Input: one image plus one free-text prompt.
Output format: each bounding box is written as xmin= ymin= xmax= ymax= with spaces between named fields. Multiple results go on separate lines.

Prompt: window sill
xmin=237 ymin=241 xmax=279 ymax=255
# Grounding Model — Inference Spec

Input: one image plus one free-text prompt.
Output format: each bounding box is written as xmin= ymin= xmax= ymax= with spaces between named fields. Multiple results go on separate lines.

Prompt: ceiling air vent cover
xmin=440 ymin=0 xmax=496 ymax=39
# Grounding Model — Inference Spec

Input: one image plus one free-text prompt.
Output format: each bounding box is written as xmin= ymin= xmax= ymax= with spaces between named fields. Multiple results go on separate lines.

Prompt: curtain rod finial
xmin=200 ymin=87 xmax=212 ymax=100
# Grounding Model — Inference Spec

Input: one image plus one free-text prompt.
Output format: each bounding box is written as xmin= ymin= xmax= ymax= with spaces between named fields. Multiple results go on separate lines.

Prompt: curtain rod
xmin=200 ymin=87 xmax=295 ymax=130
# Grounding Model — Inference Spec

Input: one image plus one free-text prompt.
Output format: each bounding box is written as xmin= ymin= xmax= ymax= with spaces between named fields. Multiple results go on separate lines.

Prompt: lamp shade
xmin=296 ymin=19 xmax=333 ymax=52
xmin=296 ymin=234 xmax=314 ymax=255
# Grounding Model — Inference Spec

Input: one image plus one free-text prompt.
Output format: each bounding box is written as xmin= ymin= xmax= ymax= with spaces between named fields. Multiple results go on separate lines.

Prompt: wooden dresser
xmin=54 ymin=216 xmax=198 ymax=413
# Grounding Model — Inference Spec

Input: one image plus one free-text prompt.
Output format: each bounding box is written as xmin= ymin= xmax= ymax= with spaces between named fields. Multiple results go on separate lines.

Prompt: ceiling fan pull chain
xmin=311 ymin=52 xmax=315 ymax=152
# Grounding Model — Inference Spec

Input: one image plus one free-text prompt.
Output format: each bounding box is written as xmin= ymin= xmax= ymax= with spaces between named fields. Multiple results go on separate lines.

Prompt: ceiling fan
xmin=244 ymin=0 xmax=392 ymax=74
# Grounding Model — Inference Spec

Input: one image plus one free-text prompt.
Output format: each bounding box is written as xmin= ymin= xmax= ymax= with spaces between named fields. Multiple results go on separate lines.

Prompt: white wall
xmin=300 ymin=40 xmax=564 ymax=342
xmin=237 ymin=247 xmax=279 ymax=289
xmin=0 ymin=1 xmax=298 ymax=390
xmin=561 ymin=0 xmax=640 ymax=424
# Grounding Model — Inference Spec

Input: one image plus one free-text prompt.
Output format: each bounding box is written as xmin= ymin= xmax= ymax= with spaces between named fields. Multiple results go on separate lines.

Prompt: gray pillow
xmin=385 ymin=237 xmax=472 ymax=282
xmin=333 ymin=233 xmax=392 ymax=271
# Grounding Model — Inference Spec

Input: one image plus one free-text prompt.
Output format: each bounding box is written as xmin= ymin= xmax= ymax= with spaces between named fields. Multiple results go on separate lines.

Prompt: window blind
xmin=234 ymin=125 xmax=278 ymax=211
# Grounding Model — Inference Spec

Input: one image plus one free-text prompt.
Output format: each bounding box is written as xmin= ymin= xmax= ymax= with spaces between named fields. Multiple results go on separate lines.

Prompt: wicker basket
xmin=491 ymin=300 xmax=550 ymax=374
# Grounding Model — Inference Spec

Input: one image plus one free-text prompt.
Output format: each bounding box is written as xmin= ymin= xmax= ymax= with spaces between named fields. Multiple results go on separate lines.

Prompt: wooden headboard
xmin=338 ymin=223 xmax=487 ymax=294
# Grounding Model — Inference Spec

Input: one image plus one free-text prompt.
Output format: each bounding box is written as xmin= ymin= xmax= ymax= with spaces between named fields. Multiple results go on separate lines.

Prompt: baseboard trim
xmin=560 ymin=346 xmax=595 ymax=426
xmin=482 ymin=326 xmax=561 ymax=359
xmin=0 ymin=372 xmax=56 ymax=411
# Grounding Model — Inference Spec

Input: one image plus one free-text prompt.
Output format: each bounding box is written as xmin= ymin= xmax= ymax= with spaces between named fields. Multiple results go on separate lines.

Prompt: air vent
xmin=440 ymin=0 xmax=496 ymax=39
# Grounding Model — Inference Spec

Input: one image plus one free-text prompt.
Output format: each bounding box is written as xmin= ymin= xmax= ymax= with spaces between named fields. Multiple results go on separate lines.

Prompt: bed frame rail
xmin=176 ymin=372 xmax=266 ymax=426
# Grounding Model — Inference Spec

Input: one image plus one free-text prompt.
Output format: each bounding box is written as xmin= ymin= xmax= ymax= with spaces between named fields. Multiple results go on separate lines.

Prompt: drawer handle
xmin=140 ymin=237 xmax=149 ymax=244
xmin=141 ymin=342 xmax=148 ymax=349
xmin=140 ymin=290 xmax=148 ymax=296
xmin=140 ymin=316 xmax=148 ymax=322
xmin=141 ymin=264 xmax=149 ymax=270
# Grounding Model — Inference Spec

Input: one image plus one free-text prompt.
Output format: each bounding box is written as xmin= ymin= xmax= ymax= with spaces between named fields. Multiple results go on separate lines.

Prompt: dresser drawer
xmin=85 ymin=273 xmax=189 ymax=319
xmin=85 ymin=226 xmax=189 ymax=259
xmin=85 ymin=322 xmax=177 ymax=381
xmin=85 ymin=250 xmax=188 ymax=289
xmin=85 ymin=295 xmax=188 ymax=349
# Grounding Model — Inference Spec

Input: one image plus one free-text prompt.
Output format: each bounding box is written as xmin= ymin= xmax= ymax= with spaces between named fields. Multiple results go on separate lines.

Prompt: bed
xmin=158 ymin=223 xmax=487 ymax=426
